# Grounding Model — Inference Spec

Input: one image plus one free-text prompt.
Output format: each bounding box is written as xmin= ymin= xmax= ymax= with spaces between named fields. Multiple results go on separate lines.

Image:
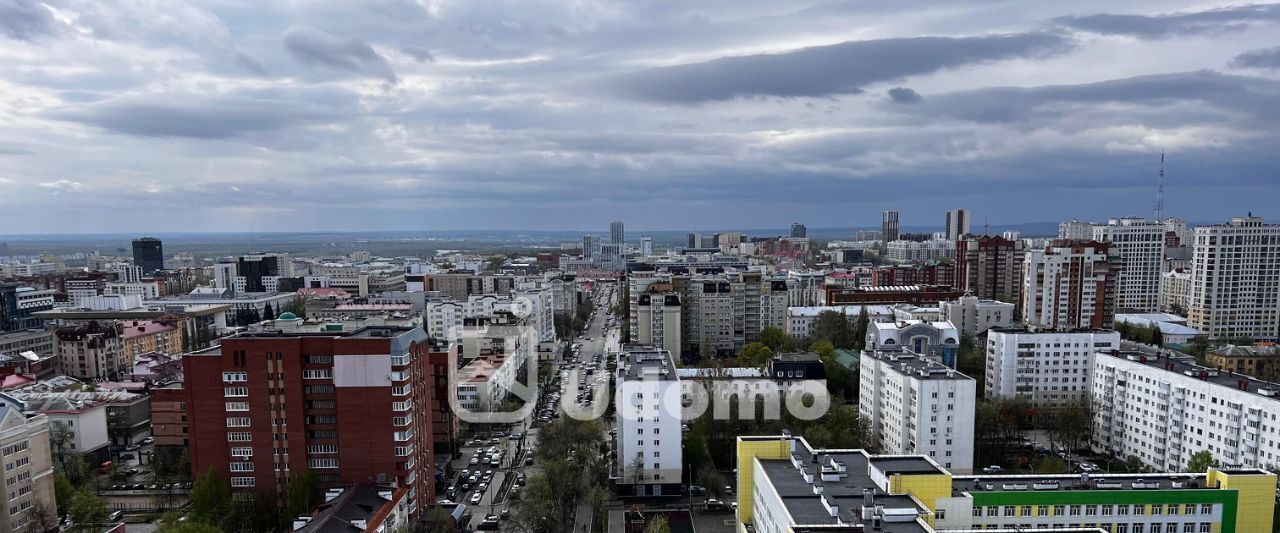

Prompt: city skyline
xmin=1 ymin=1 xmax=1279 ymax=232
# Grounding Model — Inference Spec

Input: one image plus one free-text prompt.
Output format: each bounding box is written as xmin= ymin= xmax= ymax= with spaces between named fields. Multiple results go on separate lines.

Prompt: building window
xmin=222 ymin=372 xmax=247 ymax=382
xmin=307 ymin=458 xmax=339 ymax=469
xmin=226 ymin=417 xmax=251 ymax=427
xmin=227 ymin=432 xmax=251 ymax=442
xmin=230 ymin=462 xmax=253 ymax=472
xmin=230 ymin=447 xmax=253 ymax=457
xmin=224 ymin=387 xmax=248 ymax=397
xmin=225 ymin=402 xmax=250 ymax=411
xmin=302 ymin=369 xmax=333 ymax=379
xmin=230 ymin=477 xmax=255 ymax=488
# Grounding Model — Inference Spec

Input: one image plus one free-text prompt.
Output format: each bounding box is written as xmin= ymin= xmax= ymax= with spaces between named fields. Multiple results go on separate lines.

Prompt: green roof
xmin=277 ymin=311 xmax=298 ymax=320
xmin=833 ymin=348 xmax=859 ymax=369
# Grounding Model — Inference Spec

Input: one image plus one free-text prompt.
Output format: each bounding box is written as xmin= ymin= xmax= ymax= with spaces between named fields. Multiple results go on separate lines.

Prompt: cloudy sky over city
xmin=1 ymin=0 xmax=1279 ymax=233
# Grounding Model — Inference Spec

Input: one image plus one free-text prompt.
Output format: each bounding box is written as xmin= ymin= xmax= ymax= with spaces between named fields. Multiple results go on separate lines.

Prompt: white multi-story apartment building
xmin=0 ymin=394 xmax=57 ymax=533
xmin=1187 ymin=215 xmax=1280 ymax=341
xmin=885 ymin=239 xmax=955 ymax=262
xmin=613 ymin=346 xmax=682 ymax=496
xmin=985 ymin=329 xmax=1119 ymax=408
xmin=1058 ymin=219 xmax=1097 ymax=240
xmin=1092 ymin=350 xmax=1280 ymax=471
xmin=1160 ymin=269 xmax=1192 ymax=313
xmin=858 ymin=349 xmax=976 ymax=472
xmin=785 ymin=270 xmax=826 ymax=307
xmin=1021 ymin=240 xmax=1120 ymax=330
xmin=1093 ymin=217 xmax=1166 ymax=312
xmin=938 ymin=295 xmax=1015 ymax=336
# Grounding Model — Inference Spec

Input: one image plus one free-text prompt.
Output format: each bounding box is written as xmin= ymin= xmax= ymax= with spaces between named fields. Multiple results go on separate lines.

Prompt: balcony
xmin=390 ymin=371 xmax=410 ymax=382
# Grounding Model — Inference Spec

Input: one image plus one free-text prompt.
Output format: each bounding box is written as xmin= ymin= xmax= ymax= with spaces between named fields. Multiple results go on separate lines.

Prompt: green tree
xmin=288 ymin=295 xmax=308 ymax=318
xmin=67 ymin=487 xmax=109 ymax=533
xmin=1150 ymin=323 xmax=1164 ymax=347
xmin=851 ymin=306 xmax=870 ymax=350
xmin=1046 ymin=399 xmax=1092 ymax=454
xmin=286 ymin=469 xmax=322 ymax=519
xmin=644 ymin=515 xmax=672 ymax=533
xmin=813 ymin=311 xmax=855 ymax=349
xmin=759 ymin=326 xmax=791 ymax=352
xmin=54 ymin=474 xmax=75 ymax=516
xmin=189 ymin=469 xmax=232 ymax=527
xmin=1187 ymin=450 xmax=1218 ymax=473
xmin=737 ymin=342 xmax=773 ymax=367
xmin=808 ymin=339 xmax=836 ymax=363
xmin=158 ymin=518 xmax=224 ymax=533
xmin=263 ymin=302 xmax=276 ymax=321
xmin=956 ymin=334 xmax=985 ymax=396
xmin=423 ymin=504 xmax=458 ymax=532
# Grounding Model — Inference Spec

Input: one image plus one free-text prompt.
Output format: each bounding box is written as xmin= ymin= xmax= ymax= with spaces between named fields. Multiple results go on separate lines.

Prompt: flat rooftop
xmin=953 ymin=472 xmax=1217 ymax=494
xmin=1099 ymin=350 xmax=1280 ymax=403
xmin=757 ymin=451 xmax=932 ymax=533
xmin=863 ymin=350 xmax=973 ymax=381
xmin=618 ymin=344 xmax=676 ymax=381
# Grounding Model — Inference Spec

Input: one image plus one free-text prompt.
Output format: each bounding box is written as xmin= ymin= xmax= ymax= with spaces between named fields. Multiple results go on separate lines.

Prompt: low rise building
xmin=292 ymin=483 xmax=411 ymax=533
xmin=55 ymin=321 xmax=125 ymax=380
xmin=825 ymin=285 xmax=966 ymax=307
xmin=785 ymin=305 xmax=895 ymax=340
xmin=1205 ymin=345 xmax=1280 ymax=380
xmin=736 ymin=433 xmax=1277 ymax=533
xmin=1115 ymin=313 xmax=1205 ymax=345
xmin=120 ymin=320 xmax=184 ymax=363
xmin=865 ymin=320 xmax=959 ymax=368
xmin=938 ymin=295 xmax=1015 ymax=336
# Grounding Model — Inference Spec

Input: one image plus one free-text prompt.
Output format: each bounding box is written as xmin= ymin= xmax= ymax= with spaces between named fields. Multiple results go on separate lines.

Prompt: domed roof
xmin=278 ymin=312 xmax=299 ymax=320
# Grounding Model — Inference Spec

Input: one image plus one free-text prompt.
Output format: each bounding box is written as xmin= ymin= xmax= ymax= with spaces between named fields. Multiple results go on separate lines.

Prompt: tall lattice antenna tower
xmin=1155 ymin=151 xmax=1165 ymax=222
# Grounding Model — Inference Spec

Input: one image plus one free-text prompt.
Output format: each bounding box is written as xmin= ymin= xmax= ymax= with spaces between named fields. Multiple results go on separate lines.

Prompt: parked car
xmin=470 ymin=492 xmax=483 ymax=504
xmin=982 ymin=465 xmax=1005 ymax=474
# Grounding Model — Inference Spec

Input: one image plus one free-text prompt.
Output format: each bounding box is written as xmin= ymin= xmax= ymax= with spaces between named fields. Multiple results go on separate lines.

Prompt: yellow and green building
xmin=735 ymin=435 xmax=1275 ymax=533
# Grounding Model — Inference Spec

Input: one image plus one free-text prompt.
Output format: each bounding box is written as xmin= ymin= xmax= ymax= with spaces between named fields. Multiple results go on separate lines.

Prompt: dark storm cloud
xmin=903 ymin=70 xmax=1280 ymax=124
xmin=283 ymin=27 xmax=399 ymax=83
xmin=1230 ymin=47 xmax=1280 ymax=69
xmin=609 ymin=32 xmax=1074 ymax=103
xmin=0 ymin=0 xmax=61 ymax=40
xmin=887 ymin=87 xmax=923 ymax=104
xmin=1055 ymin=4 xmax=1280 ymax=38
xmin=45 ymin=93 xmax=347 ymax=139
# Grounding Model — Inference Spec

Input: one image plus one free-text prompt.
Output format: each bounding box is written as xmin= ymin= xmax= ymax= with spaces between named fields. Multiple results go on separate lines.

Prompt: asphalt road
xmin=452 ymin=284 xmax=621 ymax=532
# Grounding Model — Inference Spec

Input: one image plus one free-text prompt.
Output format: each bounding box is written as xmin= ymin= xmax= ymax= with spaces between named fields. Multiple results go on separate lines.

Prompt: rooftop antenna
xmin=984 ymin=218 xmax=990 ymax=237
xmin=1155 ymin=150 xmax=1165 ymax=222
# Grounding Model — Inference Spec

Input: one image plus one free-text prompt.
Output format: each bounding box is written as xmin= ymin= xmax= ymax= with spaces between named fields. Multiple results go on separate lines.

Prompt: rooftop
xmin=293 ymin=483 xmax=402 ymax=533
xmin=952 ymin=471 xmax=1228 ymax=494
xmin=862 ymin=350 xmax=973 ymax=381
xmin=618 ymin=344 xmax=677 ymax=381
xmin=1099 ymin=350 xmax=1280 ymax=402
xmin=1210 ymin=344 xmax=1279 ymax=358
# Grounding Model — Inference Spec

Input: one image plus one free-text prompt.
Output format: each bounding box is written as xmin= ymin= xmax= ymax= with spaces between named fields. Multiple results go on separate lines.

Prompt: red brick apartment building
xmin=153 ymin=326 xmax=447 ymax=517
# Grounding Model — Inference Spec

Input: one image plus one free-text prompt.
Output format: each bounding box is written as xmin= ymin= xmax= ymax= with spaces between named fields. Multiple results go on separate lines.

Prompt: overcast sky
xmin=1 ymin=0 xmax=1279 ymax=233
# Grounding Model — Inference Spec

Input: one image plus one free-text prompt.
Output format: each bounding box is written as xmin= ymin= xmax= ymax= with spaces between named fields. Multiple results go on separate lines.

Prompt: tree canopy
xmin=737 ymin=342 xmax=774 ymax=367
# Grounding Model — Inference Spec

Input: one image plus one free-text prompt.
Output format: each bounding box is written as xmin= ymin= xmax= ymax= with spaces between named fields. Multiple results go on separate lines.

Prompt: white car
xmin=470 ymin=492 xmax=483 ymax=504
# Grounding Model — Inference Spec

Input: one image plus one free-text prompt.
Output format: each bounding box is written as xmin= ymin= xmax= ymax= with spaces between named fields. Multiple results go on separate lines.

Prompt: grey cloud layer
xmin=608 ymin=32 xmax=1074 ymax=103
xmin=284 ymin=27 xmax=398 ymax=83
xmin=1054 ymin=3 xmax=1280 ymax=38
xmin=1231 ymin=47 xmax=1280 ymax=69
xmin=1 ymin=0 xmax=1278 ymax=232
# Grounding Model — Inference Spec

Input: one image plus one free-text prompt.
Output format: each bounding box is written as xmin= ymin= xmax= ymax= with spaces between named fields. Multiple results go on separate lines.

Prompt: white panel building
xmin=1092 ymin=350 xmax=1280 ymax=471
xmin=858 ymin=349 xmax=976 ymax=472
xmin=985 ymin=328 xmax=1120 ymax=408
xmin=1093 ymin=217 xmax=1166 ymax=312
xmin=613 ymin=345 xmax=682 ymax=496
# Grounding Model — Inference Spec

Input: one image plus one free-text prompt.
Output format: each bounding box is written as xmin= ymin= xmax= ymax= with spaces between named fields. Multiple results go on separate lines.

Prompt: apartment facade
xmin=1021 ymin=240 xmax=1120 ymax=330
xmin=955 ymin=235 xmax=1025 ymax=313
xmin=1092 ymin=350 xmax=1280 ymax=472
xmin=1092 ymin=217 xmax=1167 ymax=312
xmin=1160 ymin=269 xmax=1192 ymax=313
xmin=612 ymin=346 xmax=681 ymax=496
xmin=1186 ymin=215 xmax=1280 ymax=341
xmin=859 ymin=349 xmax=976 ymax=472
xmin=0 ymin=394 xmax=57 ymax=533
xmin=985 ymin=329 xmax=1119 ymax=408
xmin=633 ymin=293 xmax=681 ymax=356
xmin=181 ymin=326 xmax=436 ymax=515
xmin=55 ymin=321 xmax=125 ymax=380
